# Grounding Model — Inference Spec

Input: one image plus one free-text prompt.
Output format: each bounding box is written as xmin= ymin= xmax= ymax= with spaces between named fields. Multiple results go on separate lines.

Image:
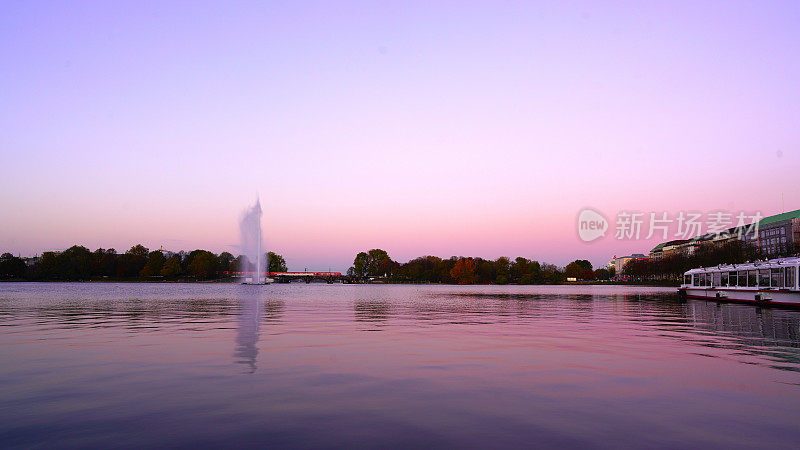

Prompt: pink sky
xmin=1 ymin=1 xmax=799 ymax=271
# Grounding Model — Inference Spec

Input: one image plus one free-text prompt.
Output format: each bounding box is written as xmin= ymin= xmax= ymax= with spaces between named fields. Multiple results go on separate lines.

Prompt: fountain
xmin=239 ymin=199 xmax=266 ymax=284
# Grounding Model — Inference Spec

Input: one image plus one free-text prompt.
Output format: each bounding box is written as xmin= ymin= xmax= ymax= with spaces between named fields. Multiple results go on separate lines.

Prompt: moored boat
xmin=678 ymin=257 xmax=800 ymax=306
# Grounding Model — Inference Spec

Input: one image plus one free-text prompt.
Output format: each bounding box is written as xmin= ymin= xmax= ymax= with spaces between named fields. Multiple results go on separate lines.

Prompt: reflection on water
xmin=354 ymin=300 xmax=390 ymax=323
xmin=684 ymin=300 xmax=800 ymax=371
xmin=264 ymin=299 xmax=285 ymax=323
xmin=233 ymin=291 xmax=286 ymax=373
xmin=1 ymin=283 xmax=800 ymax=448
xmin=234 ymin=289 xmax=261 ymax=373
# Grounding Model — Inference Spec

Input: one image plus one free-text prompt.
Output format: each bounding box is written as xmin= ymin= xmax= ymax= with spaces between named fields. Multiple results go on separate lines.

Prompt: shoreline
xmin=0 ymin=279 xmax=679 ymax=287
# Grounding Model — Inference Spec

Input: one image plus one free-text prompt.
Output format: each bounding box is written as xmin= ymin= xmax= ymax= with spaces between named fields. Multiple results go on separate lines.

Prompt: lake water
xmin=1 ymin=283 xmax=799 ymax=448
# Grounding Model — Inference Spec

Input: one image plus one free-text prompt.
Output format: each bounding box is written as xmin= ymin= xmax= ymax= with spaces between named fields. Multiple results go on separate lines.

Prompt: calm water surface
xmin=1 ymin=283 xmax=799 ymax=448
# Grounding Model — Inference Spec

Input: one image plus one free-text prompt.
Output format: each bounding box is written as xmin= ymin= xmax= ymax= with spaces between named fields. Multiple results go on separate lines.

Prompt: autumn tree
xmin=392 ymin=255 xmax=442 ymax=282
xmin=450 ymin=257 xmax=478 ymax=284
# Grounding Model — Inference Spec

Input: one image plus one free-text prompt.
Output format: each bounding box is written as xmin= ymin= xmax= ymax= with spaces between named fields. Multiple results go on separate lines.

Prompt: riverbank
xmin=2 ymin=279 xmax=679 ymax=287
xmin=565 ymin=280 xmax=680 ymax=287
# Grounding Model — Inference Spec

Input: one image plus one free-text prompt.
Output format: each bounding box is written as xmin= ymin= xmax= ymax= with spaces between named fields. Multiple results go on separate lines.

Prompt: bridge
xmin=219 ymin=271 xmax=346 ymax=283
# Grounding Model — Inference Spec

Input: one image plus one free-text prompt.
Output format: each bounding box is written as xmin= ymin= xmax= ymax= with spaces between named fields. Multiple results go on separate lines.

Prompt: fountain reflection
xmin=234 ymin=289 xmax=262 ymax=373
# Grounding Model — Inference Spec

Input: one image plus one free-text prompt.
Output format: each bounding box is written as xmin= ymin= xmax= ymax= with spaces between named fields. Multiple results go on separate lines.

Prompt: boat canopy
xmin=684 ymin=257 xmax=800 ymax=275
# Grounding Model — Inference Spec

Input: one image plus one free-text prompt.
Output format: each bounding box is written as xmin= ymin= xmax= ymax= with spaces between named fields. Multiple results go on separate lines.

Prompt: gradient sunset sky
xmin=2 ymin=1 xmax=799 ymax=271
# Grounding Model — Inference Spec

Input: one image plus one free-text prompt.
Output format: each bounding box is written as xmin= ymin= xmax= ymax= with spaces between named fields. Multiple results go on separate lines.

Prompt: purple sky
xmin=2 ymin=1 xmax=799 ymax=271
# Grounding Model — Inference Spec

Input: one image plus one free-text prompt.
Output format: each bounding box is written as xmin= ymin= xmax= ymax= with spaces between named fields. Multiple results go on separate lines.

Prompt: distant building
xmin=647 ymin=209 xmax=800 ymax=260
xmin=22 ymin=256 xmax=39 ymax=267
xmin=649 ymin=239 xmax=691 ymax=259
xmin=748 ymin=209 xmax=800 ymax=256
xmin=615 ymin=254 xmax=648 ymax=275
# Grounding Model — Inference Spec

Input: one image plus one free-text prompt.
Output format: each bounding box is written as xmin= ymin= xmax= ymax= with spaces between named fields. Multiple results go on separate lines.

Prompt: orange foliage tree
xmin=450 ymin=258 xmax=478 ymax=284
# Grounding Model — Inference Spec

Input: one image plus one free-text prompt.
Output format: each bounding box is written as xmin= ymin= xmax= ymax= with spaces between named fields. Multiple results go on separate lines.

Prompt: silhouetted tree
xmin=59 ymin=246 xmax=94 ymax=280
xmin=266 ymin=251 xmax=287 ymax=272
xmin=353 ymin=252 xmax=369 ymax=277
xmin=140 ymin=251 xmax=166 ymax=277
xmin=160 ymin=256 xmax=183 ymax=279
xmin=494 ymin=257 xmax=511 ymax=283
xmin=187 ymin=250 xmax=217 ymax=279
xmin=127 ymin=244 xmax=149 ymax=258
xmin=352 ymin=249 xmax=395 ymax=278
xmin=37 ymin=252 xmax=59 ymax=279
xmin=565 ymin=260 xmax=593 ymax=280
xmin=0 ymin=253 xmax=26 ymax=279
xmin=218 ymin=252 xmax=235 ymax=273
xmin=95 ymin=248 xmax=117 ymax=277
xmin=117 ymin=245 xmax=149 ymax=277
xmin=542 ymin=263 xmax=565 ymax=284
xmin=594 ymin=268 xmax=611 ymax=280
xmin=622 ymin=240 xmax=763 ymax=281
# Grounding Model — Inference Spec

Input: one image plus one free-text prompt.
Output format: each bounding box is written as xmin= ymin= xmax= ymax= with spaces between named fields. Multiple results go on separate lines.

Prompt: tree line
xmin=346 ymin=249 xmax=613 ymax=284
xmin=2 ymin=246 xmax=614 ymax=284
xmin=623 ymin=240 xmax=797 ymax=281
xmin=7 ymin=241 xmax=793 ymax=284
xmin=0 ymin=245 xmax=287 ymax=281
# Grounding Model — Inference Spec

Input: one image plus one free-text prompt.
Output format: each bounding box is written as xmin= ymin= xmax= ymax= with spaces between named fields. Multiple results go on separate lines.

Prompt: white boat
xmin=679 ymin=257 xmax=800 ymax=306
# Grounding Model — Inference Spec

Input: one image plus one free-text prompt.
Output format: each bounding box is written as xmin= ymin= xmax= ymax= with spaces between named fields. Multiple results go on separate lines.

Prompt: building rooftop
xmin=760 ymin=209 xmax=800 ymax=226
xmin=615 ymin=254 xmax=646 ymax=260
xmin=650 ymin=239 xmax=691 ymax=253
xmin=640 ymin=208 xmax=797 ymax=262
